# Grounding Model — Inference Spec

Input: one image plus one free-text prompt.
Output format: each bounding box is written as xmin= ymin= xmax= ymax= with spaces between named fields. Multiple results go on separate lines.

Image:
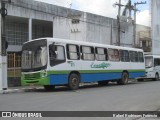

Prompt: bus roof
xmin=24 ymin=37 xmax=143 ymax=52
xmin=145 ymin=55 xmax=160 ymax=58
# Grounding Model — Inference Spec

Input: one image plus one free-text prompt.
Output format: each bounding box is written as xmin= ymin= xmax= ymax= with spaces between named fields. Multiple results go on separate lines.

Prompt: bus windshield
xmin=145 ymin=56 xmax=153 ymax=68
xmin=21 ymin=39 xmax=47 ymax=71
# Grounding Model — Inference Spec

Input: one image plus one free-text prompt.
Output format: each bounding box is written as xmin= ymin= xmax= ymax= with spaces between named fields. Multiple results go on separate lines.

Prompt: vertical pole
xmin=14 ymin=52 xmax=16 ymax=77
xmin=133 ymin=3 xmax=136 ymax=47
xmin=129 ymin=0 xmax=132 ymax=19
xmin=117 ymin=0 xmax=121 ymax=46
xmin=0 ymin=1 xmax=8 ymax=92
xmin=110 ymin=20 xmax=113 ymax=45
xmin=52 ymin=17 xmax=54 ymax=37
xmin=0 ymin=1 xmax=2 ymax=92
xmin=29 ymin=18 xmax=32 ymax=41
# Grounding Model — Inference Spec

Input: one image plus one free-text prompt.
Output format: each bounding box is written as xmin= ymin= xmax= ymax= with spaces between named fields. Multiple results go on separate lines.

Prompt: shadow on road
xmin=24 ymin=80 xmax=144 ymax=93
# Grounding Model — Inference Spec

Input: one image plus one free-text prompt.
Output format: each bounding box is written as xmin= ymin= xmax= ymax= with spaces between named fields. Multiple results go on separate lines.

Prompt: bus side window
xmin=108 ymin=48 xmax=120 ymax=61
xmin=138 ymin=52 xmax=144 ymax=62
xmin=66 ymin=44 xmax=80 ymax=60
xmin=81 ymin=46 xmax=95 ymax=61
xmin=129 ymin=51 xmax=138 ymax=62
xmin=154 ymin=58 xmax=160 ymax=67
xmin=120 ymin=50 xmax=129 ymax=62
xmin=135 ymin=52 xmax=138 ymax=62
xmin=49 ymin=45 xmax=65 ymax=66
xmin=95 ymin=47 xmax=108 ymax=61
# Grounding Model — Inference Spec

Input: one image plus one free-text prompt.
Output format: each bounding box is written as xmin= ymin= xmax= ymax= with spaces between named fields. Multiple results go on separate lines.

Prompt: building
xmin=3 ymin=0 xmax=151 ymax=86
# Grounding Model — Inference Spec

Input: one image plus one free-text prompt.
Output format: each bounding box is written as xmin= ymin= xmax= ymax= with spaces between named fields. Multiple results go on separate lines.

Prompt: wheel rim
xmin=156 ymin=74 xmax=159 ymax=80
xmin=71 ymin=78 xmax=78 ymax=86
xmin=123 ymin=73 xmax=128 ymax=83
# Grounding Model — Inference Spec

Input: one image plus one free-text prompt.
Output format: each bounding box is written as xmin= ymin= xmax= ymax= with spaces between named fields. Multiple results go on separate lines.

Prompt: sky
xmin=35 ymin=0 xmax=150 ymax=26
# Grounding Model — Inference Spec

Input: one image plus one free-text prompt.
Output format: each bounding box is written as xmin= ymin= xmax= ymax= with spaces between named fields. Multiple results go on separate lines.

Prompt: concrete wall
xmin=6 ymin=0 xmax=56 ymax=21
xmin=4 ymin=0 xmax=150 ymax=50
xmin=53 ymin=11 xmax=87 ymax=42
xmin=151 ymin=0 xmax=160 ymax=54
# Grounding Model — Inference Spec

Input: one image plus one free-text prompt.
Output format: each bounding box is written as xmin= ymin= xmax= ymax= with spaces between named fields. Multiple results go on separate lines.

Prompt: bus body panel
xmin=49 ymin=74 xmax=68 ymax=85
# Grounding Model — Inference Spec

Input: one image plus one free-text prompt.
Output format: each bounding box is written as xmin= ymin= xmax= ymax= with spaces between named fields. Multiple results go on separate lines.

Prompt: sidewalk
xmin=0 ymin=82 xmax=98 ymax=94
xmin=0 ymin=86 xmax=42 ymax=94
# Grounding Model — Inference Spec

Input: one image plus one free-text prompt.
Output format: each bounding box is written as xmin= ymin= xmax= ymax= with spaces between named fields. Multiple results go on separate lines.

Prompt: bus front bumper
xmin=21 ymin=77 xmax=50 ymax=86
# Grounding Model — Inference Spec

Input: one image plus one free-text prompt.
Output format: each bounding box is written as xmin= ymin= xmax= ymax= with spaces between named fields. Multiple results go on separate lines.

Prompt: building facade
xmin=3 ymin=0 xmax=151 ymax=86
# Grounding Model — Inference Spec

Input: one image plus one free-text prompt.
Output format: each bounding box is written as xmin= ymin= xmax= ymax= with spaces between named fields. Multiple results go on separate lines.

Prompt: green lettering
xmin=91 ymin=62 xmax=111 ymax=69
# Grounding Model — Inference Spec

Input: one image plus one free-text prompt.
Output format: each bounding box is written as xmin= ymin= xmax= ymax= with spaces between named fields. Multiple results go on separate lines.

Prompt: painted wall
xmin=5 ymin=0 xmax=150 ymax=50
xmin=151 ymin=0 xmax=160 ymax=54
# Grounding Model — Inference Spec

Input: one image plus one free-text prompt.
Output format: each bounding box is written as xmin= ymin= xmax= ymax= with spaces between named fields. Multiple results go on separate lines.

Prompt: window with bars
xmin=120 ymin=50 xmax=130 ymax=62
xmin=81 ymin=46 xmax=95 ymax=61
xmin=66 ymin=44 xmax=80 ymax=60
xmin=129 ymin=51 xmax=138 ymax=62
xmin=95 ymin=47 xmax=108 ymax=61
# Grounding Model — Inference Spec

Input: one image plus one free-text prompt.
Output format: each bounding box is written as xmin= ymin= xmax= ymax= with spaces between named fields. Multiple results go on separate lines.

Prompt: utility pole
xmin=117 ymin=0 xmax=121 ymax=46
xmin=110 ymin=20 xmax=113 ymax=45
xmin=115 ymin=0 xmax=124 ymax=46
xmin=0 ymin=0 xmax=10 ymax=92
xmin=133 ymin=1 xmax=146 ymax=47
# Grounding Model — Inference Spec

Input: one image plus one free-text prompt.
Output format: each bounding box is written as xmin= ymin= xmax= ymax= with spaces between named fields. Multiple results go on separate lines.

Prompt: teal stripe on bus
xmin=47 ymin=69 xmax=145 ymax=75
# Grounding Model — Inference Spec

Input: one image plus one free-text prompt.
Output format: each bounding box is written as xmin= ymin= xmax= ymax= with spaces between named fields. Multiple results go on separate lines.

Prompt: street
xmin=1 ymin=80 xmax=160 ymax=112
xmin=1 ymin=80 xmax=160 ymax=120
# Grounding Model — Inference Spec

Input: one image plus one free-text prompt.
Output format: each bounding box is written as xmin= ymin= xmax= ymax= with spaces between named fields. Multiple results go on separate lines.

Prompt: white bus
xmin=21 ymin=38 xmax=145 ymax=90
xmin=141 ymin=55 xmax=160 ymax=81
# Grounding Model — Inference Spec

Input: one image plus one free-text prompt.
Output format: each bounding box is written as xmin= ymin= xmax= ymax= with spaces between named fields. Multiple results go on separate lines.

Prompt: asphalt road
xmin=1 ymin=80 xmax=160 ymax=120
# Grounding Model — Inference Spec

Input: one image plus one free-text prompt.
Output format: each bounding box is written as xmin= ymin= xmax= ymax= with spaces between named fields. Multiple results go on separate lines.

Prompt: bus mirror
xmin=49 ymin=44 xmax=57 ymax=59
xmin=50 ymin=44 xmax=56 ymax=52
xmin=52 ymin=45 xmax=56 ymax=51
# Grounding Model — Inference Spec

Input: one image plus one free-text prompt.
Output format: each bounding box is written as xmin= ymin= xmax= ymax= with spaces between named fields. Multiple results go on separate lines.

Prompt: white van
xmin=143 ymin=55 xmax=160 ymax=81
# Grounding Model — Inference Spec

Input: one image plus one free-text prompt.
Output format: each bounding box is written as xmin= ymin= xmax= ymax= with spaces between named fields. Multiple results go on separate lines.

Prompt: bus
xmin=140 ymin=55 xmax=160 ymax=81
xmin=21 ymin=38 xmax=145 ymax=90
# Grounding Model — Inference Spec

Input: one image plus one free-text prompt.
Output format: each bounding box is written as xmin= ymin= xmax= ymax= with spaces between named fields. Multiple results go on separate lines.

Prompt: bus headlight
xmin=42 ymin=70 xmax=47 ymax=77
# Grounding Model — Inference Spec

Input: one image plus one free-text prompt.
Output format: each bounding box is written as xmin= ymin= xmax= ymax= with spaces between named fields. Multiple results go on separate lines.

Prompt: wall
xmin=151 ymin=0 xmax=160 ymax=54
xmin=5 ymin=0 xmax=151 ymax=49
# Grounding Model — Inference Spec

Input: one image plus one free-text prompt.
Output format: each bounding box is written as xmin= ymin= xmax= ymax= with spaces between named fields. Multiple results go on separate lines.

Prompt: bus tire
xmin=44 ymin=85 xmax=55 ymax=91
xmin=117 ymin=72 xmax=129 ymax=85
xmin=68 ymin=73 xmax=80 ymax=90
xmin=154 ymin=73 xmax=159 ymax=81
xmin=98 ymin=81 xmax=109 ymax=86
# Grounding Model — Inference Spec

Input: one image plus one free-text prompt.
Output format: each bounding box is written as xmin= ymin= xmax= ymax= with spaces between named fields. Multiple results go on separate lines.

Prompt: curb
xmin=0 ymin=87 xmax=42 ymax=94
xmin=0 ymin=88 xmax=24 ymax=94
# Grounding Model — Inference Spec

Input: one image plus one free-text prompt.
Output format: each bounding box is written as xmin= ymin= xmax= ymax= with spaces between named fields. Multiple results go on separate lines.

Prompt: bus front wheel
xmin=44 ymin=85 xmax=55 ymax=91
xmin=117 ymin=72 xmax=129 ymax=85
xmin=68 ymin=73 xmax=80 ymax=90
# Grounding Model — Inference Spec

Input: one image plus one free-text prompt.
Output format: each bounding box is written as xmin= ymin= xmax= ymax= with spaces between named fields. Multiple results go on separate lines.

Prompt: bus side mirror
xmin=49 ymin=44 xmax=57 ymax=59
xmin=50 ymin=43 xmax=56 ymax=51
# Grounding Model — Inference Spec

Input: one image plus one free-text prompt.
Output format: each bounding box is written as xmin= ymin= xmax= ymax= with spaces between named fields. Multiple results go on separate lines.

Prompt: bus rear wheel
xmin=117 ymin=72 xmax=129 ymax=85
xmin=68 ymin=73 xmax=80 ymax=90
xmin=154 ymin=73 xmax=159 ymax=81
xmin=44 ymin=85 xmax=55 ymax=91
